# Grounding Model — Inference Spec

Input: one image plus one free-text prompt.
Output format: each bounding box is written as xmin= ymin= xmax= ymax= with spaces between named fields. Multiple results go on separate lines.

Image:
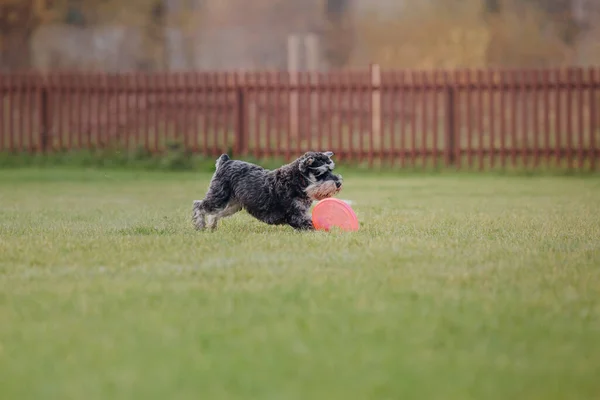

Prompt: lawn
xmin=1 ymin=168 xmax=599 ymax=400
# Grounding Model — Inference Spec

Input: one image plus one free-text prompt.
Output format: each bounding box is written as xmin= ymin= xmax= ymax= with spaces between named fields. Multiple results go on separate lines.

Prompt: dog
xmin=192 ymin=151 xmax=342 ymax=231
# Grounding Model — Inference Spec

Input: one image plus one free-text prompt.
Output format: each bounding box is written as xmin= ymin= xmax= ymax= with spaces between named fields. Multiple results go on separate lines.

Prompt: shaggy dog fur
xmin=192 ymin=151 xmax=342 ymax=231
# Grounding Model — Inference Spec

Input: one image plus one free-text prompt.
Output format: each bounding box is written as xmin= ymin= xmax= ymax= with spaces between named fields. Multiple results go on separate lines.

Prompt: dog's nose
xmin=335 ymin=181 xmax=342 ymax=188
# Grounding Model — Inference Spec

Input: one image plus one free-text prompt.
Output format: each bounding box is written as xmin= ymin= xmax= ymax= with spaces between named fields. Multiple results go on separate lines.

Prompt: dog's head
xmin=298 ymin=151 xmax=343 ymax=201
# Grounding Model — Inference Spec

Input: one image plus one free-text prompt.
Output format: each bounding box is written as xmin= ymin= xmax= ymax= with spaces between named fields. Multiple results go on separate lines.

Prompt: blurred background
xmin=2 ymin=0 xmax=600 ymax=72
xmin=1 ymin=0 xmax=599 ymax=171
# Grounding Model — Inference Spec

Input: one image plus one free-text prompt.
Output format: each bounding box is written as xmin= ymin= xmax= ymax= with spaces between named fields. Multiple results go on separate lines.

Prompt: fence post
xmin=591 ymin=68 xmax=597 ymax=171
xmin=0 ymin=75 xmax=3 ymax=151
xmin=234 ymin=73 xmax=247 ymax=157
xmin=445 ymin=84 xmax=456 ymax=166
xmin=40 ymin=75 xmax=50 ymax=152
xmin=370 ymin=63 xmax=381 ymax=168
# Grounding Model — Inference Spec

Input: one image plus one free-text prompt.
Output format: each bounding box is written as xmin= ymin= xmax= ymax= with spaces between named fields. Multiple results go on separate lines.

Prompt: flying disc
xmin=312 ymin=198 xmax=359 ymax=232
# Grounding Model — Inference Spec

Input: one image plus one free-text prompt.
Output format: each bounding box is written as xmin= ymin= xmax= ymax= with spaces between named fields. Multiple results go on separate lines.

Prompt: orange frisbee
xmin=312 ymin=198 xmax=359 ymax=232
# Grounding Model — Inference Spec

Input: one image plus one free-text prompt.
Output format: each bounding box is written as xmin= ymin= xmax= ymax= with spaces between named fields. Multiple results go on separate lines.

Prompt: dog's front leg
xmin=288 ymin=216 xmax=314 ymax=231
xmin=286 ymin=206 xmax=314 ymax=231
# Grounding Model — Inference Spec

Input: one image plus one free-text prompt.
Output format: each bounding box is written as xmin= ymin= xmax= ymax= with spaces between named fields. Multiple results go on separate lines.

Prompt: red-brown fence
xmin=1 ymin=65 xmax=599 ymax=170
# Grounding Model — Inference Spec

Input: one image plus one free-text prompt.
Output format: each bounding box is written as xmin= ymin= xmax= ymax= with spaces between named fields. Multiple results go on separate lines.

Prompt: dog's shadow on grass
xmin=114 ymin=216 xmax=184 ymax=236
xmin=213 ymin=221 xmax=369 ymax=236
xmin=115 ymin=225 xmax=179 ymax=236
xmin=114 ymin=220 xmax=285 ymax=236
xmin=113 ymin=216 xmax=370 ymax=236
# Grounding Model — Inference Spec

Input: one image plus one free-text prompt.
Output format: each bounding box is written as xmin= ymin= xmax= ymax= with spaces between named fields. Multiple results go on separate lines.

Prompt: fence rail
xmin=1 ymin=65 xmax=599 ymax=170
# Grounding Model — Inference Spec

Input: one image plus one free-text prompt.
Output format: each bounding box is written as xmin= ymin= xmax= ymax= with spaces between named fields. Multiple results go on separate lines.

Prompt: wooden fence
xmin=1 ymin=65 xmax=599 ymax=170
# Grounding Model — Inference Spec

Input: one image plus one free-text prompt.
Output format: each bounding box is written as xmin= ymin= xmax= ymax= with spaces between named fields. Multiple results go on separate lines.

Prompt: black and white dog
xmin=192 ymin=151 xmax=342 ymax=231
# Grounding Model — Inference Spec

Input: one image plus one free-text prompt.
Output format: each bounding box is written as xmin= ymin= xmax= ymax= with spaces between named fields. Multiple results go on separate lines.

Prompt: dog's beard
xmin=305 ymin=180 xmax=341 ymax=201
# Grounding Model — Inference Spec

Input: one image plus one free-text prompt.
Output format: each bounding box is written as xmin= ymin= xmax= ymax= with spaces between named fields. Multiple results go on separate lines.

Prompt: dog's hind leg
xmin=206 ymin=201 xmax=242 ymax=230
xmin=195 ymin=178 xmax=235 ymax=231
xmin=192 ymin=200 xmax=207 ymax=230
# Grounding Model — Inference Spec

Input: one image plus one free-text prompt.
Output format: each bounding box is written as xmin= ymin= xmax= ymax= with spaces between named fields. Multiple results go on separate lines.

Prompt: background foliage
xmin=1 ymin=0 xmax=600 ymax=71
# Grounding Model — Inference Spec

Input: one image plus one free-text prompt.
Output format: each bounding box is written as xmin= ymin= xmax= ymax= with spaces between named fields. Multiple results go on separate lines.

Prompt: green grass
xmin=1 ymin=168 xmax=600 ymax=400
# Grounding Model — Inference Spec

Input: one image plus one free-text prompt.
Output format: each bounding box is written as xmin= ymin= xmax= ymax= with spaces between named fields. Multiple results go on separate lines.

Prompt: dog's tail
xmin=215 ymin=154 xmax=230 ymax=170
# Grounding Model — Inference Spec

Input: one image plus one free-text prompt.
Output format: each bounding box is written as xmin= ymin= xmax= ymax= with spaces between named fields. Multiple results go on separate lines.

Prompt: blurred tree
xmin=351 ymin=0 xmax=587 ymax=68
xmin=195 ymin=0 xmax=323 ymax=69
xmin=140 ymin=0 xmax=166 ymax=70
xmin=530 ymin=0 xmax=579 ymax=45
xmin=0 ymin=0 xmax=41 ymax=69
xmin=27 ymin=0 xmax=199 ymax=70
xmin=484 ymin=0 xmax=501 ymax=13
xmin=353 ymin=0 xmax=490 ymax=69
xmin=74 ymin=0 xmax=168 ymax=69
xmin=322 ymin=0 xmax=354 ymax=68
xmin=485 ymin=0 xmax=573 ymax=67
xmin=166 ymin=0 xmax=204 ymax=69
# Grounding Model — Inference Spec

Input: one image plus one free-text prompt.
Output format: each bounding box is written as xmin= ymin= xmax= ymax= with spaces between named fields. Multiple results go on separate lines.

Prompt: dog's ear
xmin=323 ymin=151 xmax=334 ymax=158
xmin=299 ymin=154 xmax=315 ymax=172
